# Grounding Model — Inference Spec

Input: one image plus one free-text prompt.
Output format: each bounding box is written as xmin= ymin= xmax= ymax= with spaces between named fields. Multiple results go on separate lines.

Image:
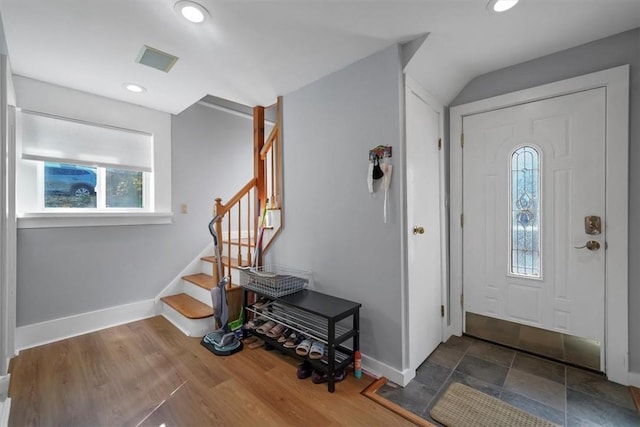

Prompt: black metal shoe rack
xmin=242 ymin=288 xmax=361 ymax=392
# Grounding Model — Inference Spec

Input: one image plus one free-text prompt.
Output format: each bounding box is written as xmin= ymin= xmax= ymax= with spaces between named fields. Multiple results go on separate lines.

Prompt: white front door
xmin=462 ymin=88 xmax=606 ymax=368
xmin=406 ymin=79 xmax=443 ymax=371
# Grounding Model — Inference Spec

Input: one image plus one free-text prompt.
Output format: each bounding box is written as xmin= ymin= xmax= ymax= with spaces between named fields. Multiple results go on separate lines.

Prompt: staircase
xmin=158 ymin=98 xmax=283 ymax=337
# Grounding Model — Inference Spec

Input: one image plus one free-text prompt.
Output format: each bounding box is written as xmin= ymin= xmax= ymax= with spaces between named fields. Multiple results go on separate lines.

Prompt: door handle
xmin=413 ymin=226 xmax=425 ymax=235
xmin=574 ymin=240 xmax=601 ymax=251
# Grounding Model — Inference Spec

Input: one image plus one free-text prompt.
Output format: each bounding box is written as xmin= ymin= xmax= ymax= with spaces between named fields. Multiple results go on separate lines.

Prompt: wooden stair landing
xmin=161 ymin=293 xmax=213 ymax=319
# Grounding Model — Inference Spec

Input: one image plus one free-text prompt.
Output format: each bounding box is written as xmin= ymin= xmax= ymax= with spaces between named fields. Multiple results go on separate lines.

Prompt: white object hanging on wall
xmin=382 ymin=161 xmax=392 ymax=223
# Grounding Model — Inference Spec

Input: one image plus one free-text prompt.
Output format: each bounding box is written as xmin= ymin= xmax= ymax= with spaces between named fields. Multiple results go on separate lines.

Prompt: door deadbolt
xmin=574 ymin=240 xmax=601 ymax=251
xmin=584 ymin=216 xmax=602 ymax=235
xmin=413 ymin=226 xmax=425 ymax=235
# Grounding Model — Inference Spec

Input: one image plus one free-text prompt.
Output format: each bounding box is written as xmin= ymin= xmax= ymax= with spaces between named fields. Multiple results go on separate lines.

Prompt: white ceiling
xmin=1 ymin=0 xmax=639 ymax=114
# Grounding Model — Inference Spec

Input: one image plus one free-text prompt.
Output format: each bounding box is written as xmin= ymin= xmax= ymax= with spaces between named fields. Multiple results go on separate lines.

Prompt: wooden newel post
xmin=254 ymin=106 xmax=266 ymax=213
xmin=213 ymin=198 xmax=225 ymax=283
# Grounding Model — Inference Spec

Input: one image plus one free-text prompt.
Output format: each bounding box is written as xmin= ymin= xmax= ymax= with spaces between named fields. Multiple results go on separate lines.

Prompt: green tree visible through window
xmin=106 ymin=168 xmax=143 ymax=208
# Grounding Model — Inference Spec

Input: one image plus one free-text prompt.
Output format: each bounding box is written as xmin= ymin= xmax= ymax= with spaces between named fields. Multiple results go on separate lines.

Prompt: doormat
xmin=430 ymin=383 xmax=558 ymax=427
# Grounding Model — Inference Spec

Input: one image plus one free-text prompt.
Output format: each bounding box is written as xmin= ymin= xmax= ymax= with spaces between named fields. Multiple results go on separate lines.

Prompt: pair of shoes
xmin=295 ymin=338 xmax=313 ymax=356
xmin=253 ymin=298 xmax=268 ymax=311
xmin=297 ymin=361 xmax=312 ymax=379
xmin=266 ymin=323 xmax=287 ymax=339
xmin=283 ymin=332 xmax=304 ymax=349
xmin=245 ymin=317 xmax=266 ymax=330
xmin=311 ymin=369 xmax=347 ymax=384
xmin=256 ymin=320 xmax=276 ymax=334
xmin=277 ymin=328 xmax=292 ymax=343
xmin=243 ymin=336 xmax=258 ymax=345
xmin=296 ymin=339 xmax=325 ymax=359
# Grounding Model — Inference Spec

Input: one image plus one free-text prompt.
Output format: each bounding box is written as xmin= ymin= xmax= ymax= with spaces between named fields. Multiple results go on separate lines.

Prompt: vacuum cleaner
xmin=200 ymin=215 xmax=243 ymax=356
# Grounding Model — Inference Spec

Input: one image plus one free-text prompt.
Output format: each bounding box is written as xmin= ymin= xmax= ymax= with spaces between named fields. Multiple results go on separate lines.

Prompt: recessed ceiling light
xmin=488 ymin=0 xmax=519 ymax=12
xmin=124 ymin=83 xmax=146 ymax=93
xmin=174 ymin=1 xmax=209 ymax=23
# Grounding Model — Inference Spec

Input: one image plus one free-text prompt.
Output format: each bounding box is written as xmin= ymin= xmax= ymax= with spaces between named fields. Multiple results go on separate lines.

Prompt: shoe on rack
xmin=297 ymin=361 xmax=313 ymax=379
xmin=266 ymin=323 xmax=287 ymax=339
xmin=311 ymin=369 xmax=347 ymax=384
xmin=256 ymin=320 xmax=277 ymax=335
xmin=277 ymin=328 xmax=292 ymax=343
xmin=283 ymin=332 xmax=300 ymax=348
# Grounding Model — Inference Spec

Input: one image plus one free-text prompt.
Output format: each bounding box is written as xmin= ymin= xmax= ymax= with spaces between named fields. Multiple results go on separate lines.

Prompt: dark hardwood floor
xmin=8 ymin=316 xmax=412 ymax=427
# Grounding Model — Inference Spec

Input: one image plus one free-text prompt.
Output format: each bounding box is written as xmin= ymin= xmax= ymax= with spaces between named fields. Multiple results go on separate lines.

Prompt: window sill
xmin=17 ymin=212 xmax=174 ymax=229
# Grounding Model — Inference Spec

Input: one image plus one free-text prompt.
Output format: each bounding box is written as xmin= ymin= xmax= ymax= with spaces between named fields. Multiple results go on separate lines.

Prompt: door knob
xmin=413 ymin=226 xmax=425 ymax=235
xmin=574 ymin=240 xmax=601 ymax=251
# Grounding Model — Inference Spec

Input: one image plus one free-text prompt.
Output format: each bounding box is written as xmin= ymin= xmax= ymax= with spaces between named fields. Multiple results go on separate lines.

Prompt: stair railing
xmin=213 ymin=178 xmax=257 ymax=286
xmin=211 ymin=97 xmax=283 ymax=286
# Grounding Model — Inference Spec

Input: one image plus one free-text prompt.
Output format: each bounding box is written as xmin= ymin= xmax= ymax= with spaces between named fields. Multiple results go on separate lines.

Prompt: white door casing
xmin=405 ymin=76 xmax=445 ymax=372
xmin=1 ymin=54 xmax=17 ymax=375
xmin=449 ymin=65 xmax=629 ymax=385
xmin=463 ymin=89 xmax=606 ymax=367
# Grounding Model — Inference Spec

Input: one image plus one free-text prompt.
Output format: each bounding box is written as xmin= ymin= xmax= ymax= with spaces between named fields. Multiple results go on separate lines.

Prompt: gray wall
xmin=452 ymin=28 xmax=640 ymax=371
xmin=267 ymin=44 xmax=405 ymax=368
xmin=0 ymin=13 xmax=7 ymax=55
xmin=16 ymin=103 xmax=252 ymax=326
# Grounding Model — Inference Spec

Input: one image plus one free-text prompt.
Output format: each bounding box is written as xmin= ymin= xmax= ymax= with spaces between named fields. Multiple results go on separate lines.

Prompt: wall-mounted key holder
xmin=369 ymin=145 xmax=392 ymax=162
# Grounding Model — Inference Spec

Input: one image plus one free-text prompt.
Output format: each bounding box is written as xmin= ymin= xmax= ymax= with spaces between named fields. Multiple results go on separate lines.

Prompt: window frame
xmin=38 ymin=162 xmax=149 ymax=212
xmin=14 ymin=76 xmax=173 ymax=229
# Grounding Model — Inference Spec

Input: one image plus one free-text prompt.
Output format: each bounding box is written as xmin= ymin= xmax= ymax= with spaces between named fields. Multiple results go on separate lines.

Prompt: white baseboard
xmin=0 ymin=374 xmax=9 ymax=400
xmin=361 ymin=353 xmax=415 ymax=387
xmin=628 ymin=371 xmax=640 ymax=388
xmin=0 ymin=397 xmax=10 ymax=427
xmin=0 ymin=374 xmax=10 ymax=427
xmin=15 ymin=299 xmax=155 ymax=351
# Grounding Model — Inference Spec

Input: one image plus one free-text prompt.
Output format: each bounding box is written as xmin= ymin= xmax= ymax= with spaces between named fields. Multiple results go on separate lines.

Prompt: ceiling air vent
xmin=135 ymin=45 xmax=179 ymax=73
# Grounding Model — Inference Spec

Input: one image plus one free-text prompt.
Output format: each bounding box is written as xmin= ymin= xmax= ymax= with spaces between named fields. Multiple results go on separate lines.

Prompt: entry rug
xmin=430 ymin=383 xmax=558 ymax=427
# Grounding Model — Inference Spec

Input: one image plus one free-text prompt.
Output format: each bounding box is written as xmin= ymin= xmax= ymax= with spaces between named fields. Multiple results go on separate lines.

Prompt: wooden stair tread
xmin=201 ymin=256 xmax=251 ymax=269
xmin=183 ymin=273 xmax=216 ymax=290
xmin=183 ymin=273 xmax=243 ymax=292
xmin=161 ymin=293 xmax=213 ymax=319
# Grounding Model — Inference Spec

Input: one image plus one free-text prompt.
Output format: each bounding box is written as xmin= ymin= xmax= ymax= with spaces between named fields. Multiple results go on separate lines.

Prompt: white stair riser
xmin=201 ymin=259 xmax=214 ymax=275
xmin=161 ymin=303 xmax=214 ymax=337
xmin=184 ymin=281 xmax=213 ymax=307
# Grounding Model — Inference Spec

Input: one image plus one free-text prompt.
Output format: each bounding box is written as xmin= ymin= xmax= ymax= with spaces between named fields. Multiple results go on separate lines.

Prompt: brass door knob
xmin=413 ymin=226 xmax=425 ymax=235
xmin=574 ymin=240 xmax=601 ymax=251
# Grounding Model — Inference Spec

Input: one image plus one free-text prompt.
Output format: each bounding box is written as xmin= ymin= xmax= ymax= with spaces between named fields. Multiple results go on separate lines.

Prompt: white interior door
xmin=462 ymin=88 xmax=606 ymax=367
xmin=406 ymin=80 xmax=443 ymax=371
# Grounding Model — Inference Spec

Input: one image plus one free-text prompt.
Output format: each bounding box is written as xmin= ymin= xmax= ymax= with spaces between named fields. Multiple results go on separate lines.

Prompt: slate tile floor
xmin=378 ymin=336 xmax=640 ymax=426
